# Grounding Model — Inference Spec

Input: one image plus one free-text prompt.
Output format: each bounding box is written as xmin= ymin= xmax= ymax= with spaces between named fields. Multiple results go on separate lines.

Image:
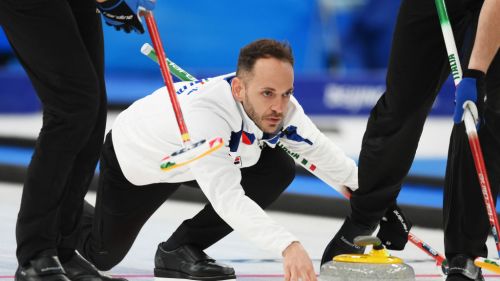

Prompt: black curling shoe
xmin=15 ymin=255 xmax=70 ymax=281
xmin=154 ymin=243 xmax=236 ymax=281
xmin=62 ymin=253 xmax=127 ymax=281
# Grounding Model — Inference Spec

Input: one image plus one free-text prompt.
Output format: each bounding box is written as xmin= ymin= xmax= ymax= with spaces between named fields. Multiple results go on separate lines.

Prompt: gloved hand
xmin=376 ymin=204 xmax=412 ymax=250
xmin=97 ymin=0 xmax=156 ymax=34
xmin=453 ymin=69 xmax=485 ymax=124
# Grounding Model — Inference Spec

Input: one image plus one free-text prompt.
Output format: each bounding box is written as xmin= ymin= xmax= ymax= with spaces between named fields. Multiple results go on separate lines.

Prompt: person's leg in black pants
xmin=320 ymin=0 xmax=478 ymax=264
xmin=163 ymin=144 xmax=296 ymax=250
xmin=443 ymin=49 xmax=500 ymax=259
xmin=78 ymin=133 xmax=181 ymax=270
xmin=351 ymin=0 xmax=471 ymax=227
xmin=57 ymin=0 xmax=108 ymax=262
xmin=0 ymin=0 xmax=104 ymax=266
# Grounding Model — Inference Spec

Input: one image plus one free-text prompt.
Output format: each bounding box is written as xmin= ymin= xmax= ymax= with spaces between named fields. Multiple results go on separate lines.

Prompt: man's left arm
xmin=278 ymin=98 xmax=358 ymax=194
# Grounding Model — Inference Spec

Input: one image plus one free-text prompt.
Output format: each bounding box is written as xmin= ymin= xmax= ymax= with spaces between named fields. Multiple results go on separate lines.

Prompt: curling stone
xmin=319 ymin=236 xmax=415 ymax=281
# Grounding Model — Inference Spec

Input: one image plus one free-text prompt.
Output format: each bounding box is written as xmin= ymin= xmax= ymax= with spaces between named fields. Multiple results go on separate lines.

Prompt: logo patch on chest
xmin=233 ymin=156 xmax=242 ymax=166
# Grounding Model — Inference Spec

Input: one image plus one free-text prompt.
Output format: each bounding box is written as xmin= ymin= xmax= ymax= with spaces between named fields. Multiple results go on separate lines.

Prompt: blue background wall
xmin=0 ymin=0 xmax=456 ymax=115
xmin=101 ymin=1 xmax=325 ymax=75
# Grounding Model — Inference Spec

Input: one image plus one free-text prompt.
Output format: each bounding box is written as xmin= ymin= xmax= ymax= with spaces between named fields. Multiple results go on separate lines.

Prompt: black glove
xmin=97 ymin=0 xmax=155 ymax=34
xmin=376 ymin=204 xmax=412 ymax=250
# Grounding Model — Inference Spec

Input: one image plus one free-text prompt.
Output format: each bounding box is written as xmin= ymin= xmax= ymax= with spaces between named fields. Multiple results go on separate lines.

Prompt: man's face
xmin=232 ymin=57 xmax=294 ymax=134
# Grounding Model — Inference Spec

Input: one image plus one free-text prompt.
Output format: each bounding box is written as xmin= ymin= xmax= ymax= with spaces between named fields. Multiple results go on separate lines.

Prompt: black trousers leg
xmin=0 ymin=0 xmax=104 ymax=266
xmin=57 ymin=0 xmax=107 ymax=260
xmin=78 ymin=133 xmax=180 ymax=271
xmin=444 ymin=48 xmax=500 ymax=258
xmin=351 ymin=0 xmax=473 ymax=227
xmin=164 ymin=145 xmax=296 ymax=250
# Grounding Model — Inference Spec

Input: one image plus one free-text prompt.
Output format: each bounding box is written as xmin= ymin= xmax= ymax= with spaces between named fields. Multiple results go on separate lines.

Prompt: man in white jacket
xmin=76 ymin=39 xmax=358 ymax=281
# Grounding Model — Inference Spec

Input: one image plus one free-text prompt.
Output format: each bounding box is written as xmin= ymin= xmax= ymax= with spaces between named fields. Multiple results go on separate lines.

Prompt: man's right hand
xmin=282 ymin=242 xmax=317 ymax=281
xmin=96 ymin=0 xmax=155 ymax=34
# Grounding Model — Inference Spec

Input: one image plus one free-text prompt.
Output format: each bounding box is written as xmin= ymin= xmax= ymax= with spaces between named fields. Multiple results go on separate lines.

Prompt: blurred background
xmin=0 ymin=0 xmax=464 ymax=227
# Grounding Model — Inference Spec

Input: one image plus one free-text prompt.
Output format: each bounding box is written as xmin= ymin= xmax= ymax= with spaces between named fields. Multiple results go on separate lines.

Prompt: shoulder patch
xmin=267 ymin=125 xmax=313 ymax=145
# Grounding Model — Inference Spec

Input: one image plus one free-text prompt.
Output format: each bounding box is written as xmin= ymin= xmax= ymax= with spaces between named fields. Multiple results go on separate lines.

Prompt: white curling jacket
xmin=111 ymin=74 xmax=358 ymax=256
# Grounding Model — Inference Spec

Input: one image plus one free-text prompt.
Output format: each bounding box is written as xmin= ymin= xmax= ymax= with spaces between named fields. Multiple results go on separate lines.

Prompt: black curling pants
xmin=350 ymin=0 xmax=500 ymax=259
xmin=0 ymin=0 xmax=106 ymax=266
xmin=77 ymin=132 xmax=296 ymax=271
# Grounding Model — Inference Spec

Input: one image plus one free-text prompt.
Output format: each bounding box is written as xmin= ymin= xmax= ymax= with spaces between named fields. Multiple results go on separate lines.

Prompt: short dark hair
xmin=236 ymin=39 xmax=294 ymax=78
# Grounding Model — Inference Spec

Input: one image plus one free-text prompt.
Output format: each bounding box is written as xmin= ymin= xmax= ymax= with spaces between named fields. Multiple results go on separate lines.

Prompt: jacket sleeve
xmin=279 ymin=98 xmax=358 ymax=195
xmin=186 ymin=109 xmax=299 ymax=256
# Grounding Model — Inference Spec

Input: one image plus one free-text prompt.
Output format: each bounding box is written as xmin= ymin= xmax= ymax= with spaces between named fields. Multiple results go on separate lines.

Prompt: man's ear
xmin=231 ymin=77 xmax=244 ymax=102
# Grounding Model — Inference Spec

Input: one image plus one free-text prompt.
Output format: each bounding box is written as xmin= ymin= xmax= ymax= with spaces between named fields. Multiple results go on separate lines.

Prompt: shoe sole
xmin=154 ymin=268 xmax=236 ymax=281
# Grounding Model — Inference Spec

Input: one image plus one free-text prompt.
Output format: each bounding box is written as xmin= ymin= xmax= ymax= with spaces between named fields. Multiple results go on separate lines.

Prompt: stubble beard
xmin=242 ymin=95 xmax=268 ymax=133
